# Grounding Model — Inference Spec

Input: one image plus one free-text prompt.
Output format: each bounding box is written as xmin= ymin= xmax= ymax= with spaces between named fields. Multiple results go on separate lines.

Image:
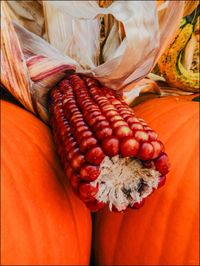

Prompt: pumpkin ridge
xmin=161 ymin=112 xmax=198 ymax=149
xmin=4 ymin=132 xmax=83 ymax=263
xmin=3 ymin=119 xmax=67 ymax=192
xmin=184 ymin=213 xmax=199 ymax=264
xmin=157 ymin=142 xmax=198 ymax=264
xmin=159 ymin=135 xmax=196 ymax=262
xmin=136 ymin=96 xmax=198 ymax=117
xmin=142 ymin=102 xmax=195 ymax=127
xmin=1 ymin=144 xmax=55 ymax=263
xmin=29 ymin=138 xmax=68 ymax=189
xmin=3 ymin=112 xmax=69 ymax=192
xmin=128 ymin=180 xmax=170 ymax=265
xmin=112 ymin=213 xmax=127 ymax=265
xmin=110 ymin=213 xmax=124 ymax=265
xmin=135 ymin=97 xmax=183 ymax=115
xmin=58 ymin=168 xmax=92 ymax=265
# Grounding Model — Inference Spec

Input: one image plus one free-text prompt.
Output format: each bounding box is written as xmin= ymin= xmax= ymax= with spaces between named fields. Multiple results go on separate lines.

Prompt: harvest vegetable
xmin=48 ymin=74 xmax=170 ymax=212
xmin=1 ymin=100 xmax=91 ymax=265
xmin=94 ymin=95 xmax=199 ymax=265
xmin=158 ymin=11 xmax=199 ymax=92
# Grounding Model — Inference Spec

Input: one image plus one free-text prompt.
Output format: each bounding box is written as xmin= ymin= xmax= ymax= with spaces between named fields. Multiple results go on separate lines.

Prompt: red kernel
xmin=134 ymin=130 xmax=149 ymax=142
xmin=120 ymin=137 xmax=139 ymax=157
xmin=138 ymin=142 xmax=154 ymax=160
xmin=154 ymin=153 xmax=170 ymax=175
xmin=79 ymin=137 xmax=98 ymax=153
xmin=114 ymin=126 xmax=133 ymax=139
xmin=102 ymin=137 xmax=119 ymax=156
xmin=70 ymin=153 xmax=85 ymax=170
xmin=85 ymin=147 xmax=105 ymax=165
xmin=79 ymin=183 xmax=99 ymax=202
xmin=95 ymin=127 xmax=113 ymax=141
xmin=80 ymin=165 xmax=100 ymax=181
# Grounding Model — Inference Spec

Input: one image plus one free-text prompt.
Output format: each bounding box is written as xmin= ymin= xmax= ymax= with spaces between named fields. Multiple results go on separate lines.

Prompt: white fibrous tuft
xmin=91 ymin=155 xmax=160 ymax=211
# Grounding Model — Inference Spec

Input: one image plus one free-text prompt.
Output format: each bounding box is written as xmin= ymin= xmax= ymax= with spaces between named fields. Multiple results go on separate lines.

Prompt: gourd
xmin=158 ymin=12 xmax=199 ymax=92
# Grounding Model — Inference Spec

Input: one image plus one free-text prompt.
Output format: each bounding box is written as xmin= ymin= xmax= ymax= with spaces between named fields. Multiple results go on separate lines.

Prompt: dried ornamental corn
xmin=48 ymin=75 xmax=170 ymax=212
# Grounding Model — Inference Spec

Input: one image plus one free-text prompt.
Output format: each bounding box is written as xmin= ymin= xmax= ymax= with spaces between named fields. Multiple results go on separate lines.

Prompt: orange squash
xmin=1 ymin=101 xmax=92 ymax=265
xmin=94 ymin=96 xmax=199 ymax=265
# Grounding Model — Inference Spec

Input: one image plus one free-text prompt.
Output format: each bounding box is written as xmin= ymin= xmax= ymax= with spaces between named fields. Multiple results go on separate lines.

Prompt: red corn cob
xmin=48 ymin=74 xmax=170 ymax=212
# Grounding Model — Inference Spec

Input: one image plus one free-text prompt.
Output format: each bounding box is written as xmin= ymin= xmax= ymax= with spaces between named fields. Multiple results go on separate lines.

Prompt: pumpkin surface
xmin=1 ymin=101 xmax=92 ymax=265
xmin=94 ymin=96 xmax=199 ymax=265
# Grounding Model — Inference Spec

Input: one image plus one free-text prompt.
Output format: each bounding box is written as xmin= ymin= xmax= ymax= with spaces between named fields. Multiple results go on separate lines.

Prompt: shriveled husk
xmin=183 ymin=1 xmax=199 ymax=17
xmin=1 ymin=2 xmax=77 ymax=122
xmin=2 ymin=1 xmax=45 ymax=37
xmin=1 ymin=1 xmax=186 ymax=122
xmin=124 ymin=75 xmax=195 ymax=107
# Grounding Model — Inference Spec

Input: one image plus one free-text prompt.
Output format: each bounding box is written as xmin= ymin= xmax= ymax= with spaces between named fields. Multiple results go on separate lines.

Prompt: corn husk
xmin=183 ymin=1 xmax=199 ymax=17
xmin=124 ymin=77 xmax=194 ymax=107
xmin=1 ymin=3 xmax=33 ymax=113
xmin=1 ymin=0 xmax=186 ymax=122
xmin=3 ymin=1 xmax=45 ymax=37
xmin=1 ymin=2 xmax=77 ymax=122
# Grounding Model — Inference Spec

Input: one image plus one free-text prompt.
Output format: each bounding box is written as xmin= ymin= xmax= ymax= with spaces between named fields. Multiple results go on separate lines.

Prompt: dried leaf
xmin=1 ymin=2 xmax=34 ymax=112
xmin=183 ymin=1 xmax=199 ymax=17
xmin=44 ymin=1 xmax=184 ymax=90
xmin=13 ymin=22 xmax=77 ymax=122
xmin=124 ymin=79 xmax=162 ymax=105
xmin=102 ymin=20 xmax=121 ymax=62
xmin=42 ymin=1 xmax=73 ymax=51
xmin=4 ymin=1 xmax=44 ymax=37
xmin=43 ymin=1 xmax=100 ymax=68
xmin=124 ymin=77 xmax=194 ymax=107
xmin=1 ymin=0 xmax=187 ymax=122
xmin=1 ymin=4 xmax=76 ymax=122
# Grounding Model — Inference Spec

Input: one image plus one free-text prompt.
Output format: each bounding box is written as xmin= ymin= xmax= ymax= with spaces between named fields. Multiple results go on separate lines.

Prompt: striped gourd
xmin=158 ymin=17 xmax=199 ymax=92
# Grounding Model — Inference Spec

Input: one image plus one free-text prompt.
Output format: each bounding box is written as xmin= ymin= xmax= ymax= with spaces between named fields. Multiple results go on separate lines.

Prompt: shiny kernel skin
xmin=79 ymin=137 xmax=98 ymax=153
xmin=138 ymin=142 xmax=154 ymax=160
xmin=114 ymin=126 xmax=133 ymax=139
xmin=79 ymin=183 xmax=99 ymax=202
xmin=95 ymin=127 xmax=113 ymax=141
xmin=85 ymin=147 xmax=105 ymax=165
xmin=120 ymin=137 xmax=139 ymax=157
xmin=49 ymin=74 xmax=168 ymax=212
xmin=70 ymin=153 xmax=85 ymax=170
xmin=80 ymin=165 xmax=100 ymax=181
xmin=102 ymin=137 xmax=119 ymax=157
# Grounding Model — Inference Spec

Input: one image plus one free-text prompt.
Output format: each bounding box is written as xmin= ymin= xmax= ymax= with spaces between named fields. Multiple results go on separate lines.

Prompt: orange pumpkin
xmin=94 ymin=96 xmax=199 ymax=265
xmin=1 ymin=101 xmax=92 ymax=265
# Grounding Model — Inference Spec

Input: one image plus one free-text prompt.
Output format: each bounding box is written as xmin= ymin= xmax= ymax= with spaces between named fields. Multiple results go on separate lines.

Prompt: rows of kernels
xmin=49 ymin=84 xmax=101 ymax=205
xmin=48 ymin=74 xmax=170 ymax=211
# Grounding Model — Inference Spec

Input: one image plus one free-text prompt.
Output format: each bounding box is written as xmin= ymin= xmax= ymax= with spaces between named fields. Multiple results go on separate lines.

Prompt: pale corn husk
xmin=156 ymin=0 xmax=198 ymax=17
xmin=124 ymin=77 xmax=194 ymax=107
xmin=1 ymin=2 xmax=77 ymax=122
xmin=42 ymin=1 xmax=185 ymax=89
xmin=3 ymin=1 xmax=45 ymax=37
xmin=1 ymin=0 xmax=186 ymax=122
xmin=1 ymin=2 xmax=34 ymax=113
